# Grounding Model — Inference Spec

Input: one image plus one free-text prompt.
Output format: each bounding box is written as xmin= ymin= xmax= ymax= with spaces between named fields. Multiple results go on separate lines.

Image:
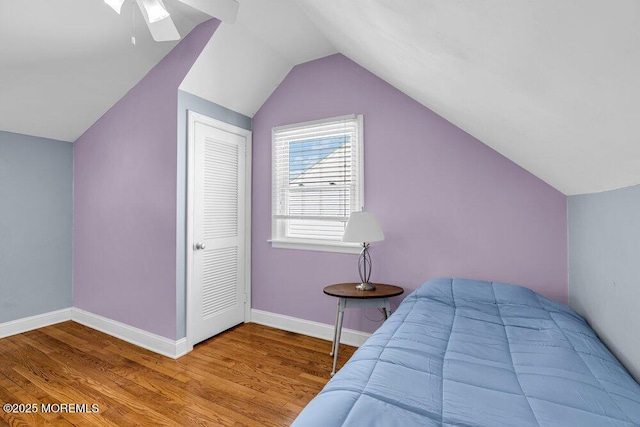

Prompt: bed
xmin=293 ymin=278 xmax=640 ymax=426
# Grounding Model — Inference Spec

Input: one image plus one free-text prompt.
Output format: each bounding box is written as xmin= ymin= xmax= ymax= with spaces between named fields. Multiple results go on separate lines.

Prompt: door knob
xmin=195 ymin=242 xmax=206 ymax=250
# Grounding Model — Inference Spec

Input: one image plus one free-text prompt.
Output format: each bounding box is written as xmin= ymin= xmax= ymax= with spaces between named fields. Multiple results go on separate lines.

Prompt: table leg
xmin=331 ymin=298 xmax=345 ymax=376
xmin=330 ymin=299 xmax=340 ymax=357
xmin=383 ymin=298 xmax=391 ymax=319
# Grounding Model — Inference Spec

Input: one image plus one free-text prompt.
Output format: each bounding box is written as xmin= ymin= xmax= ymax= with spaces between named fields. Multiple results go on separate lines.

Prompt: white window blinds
xmin=272 ymin=115 xmax=363 ymax=245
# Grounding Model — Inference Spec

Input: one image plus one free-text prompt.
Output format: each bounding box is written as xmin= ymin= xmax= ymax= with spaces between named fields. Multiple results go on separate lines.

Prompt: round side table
xmin=323 ymin=283 xmax=404 ymax=375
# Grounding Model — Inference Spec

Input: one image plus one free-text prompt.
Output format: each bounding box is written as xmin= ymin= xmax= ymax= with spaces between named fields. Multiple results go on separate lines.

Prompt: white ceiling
xmin=180 ymin=0 xmax=336 ymax=117
xmin=0 ymin=0 xmax=209 ymax=142
xmin=2 ymin=0 xmax=640 ymax=195
xmin=294 ymin=0 xmax=640 ymax=195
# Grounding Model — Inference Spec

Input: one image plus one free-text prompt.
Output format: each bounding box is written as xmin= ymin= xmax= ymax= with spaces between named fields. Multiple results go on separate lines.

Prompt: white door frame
xmin=186 ymin=110 xmax=252 ymax=350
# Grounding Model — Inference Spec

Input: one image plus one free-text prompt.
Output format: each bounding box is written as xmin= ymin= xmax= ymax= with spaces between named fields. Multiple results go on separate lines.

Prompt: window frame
xmin=270 ymin=114 xmax=364 ymax=254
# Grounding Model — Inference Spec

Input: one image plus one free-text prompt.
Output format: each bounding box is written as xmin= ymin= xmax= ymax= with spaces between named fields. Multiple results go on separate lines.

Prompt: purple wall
xmin=73 ymin=20 xmax=219 ymax=340
xmin=252 ymin=54 xmax=568 ymax=333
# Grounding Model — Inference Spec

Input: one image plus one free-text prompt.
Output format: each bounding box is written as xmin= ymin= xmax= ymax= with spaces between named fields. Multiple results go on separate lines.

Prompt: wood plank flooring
xmin=0 ymin=322 xmax=356 ymax=426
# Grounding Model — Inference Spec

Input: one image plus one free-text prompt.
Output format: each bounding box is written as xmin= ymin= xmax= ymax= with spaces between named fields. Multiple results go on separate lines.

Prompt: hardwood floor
xmin=0 ymin=322 xmax=356 ymax=426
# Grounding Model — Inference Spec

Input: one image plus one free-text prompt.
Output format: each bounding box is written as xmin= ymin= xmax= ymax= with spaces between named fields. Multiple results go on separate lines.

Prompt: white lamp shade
xmin=342 ymin=212 xmax=385 ymax=243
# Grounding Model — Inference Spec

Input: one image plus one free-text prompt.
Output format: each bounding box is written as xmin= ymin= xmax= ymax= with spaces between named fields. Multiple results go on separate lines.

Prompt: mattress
xmin=292 ymin=278 xmax=640 ymax=426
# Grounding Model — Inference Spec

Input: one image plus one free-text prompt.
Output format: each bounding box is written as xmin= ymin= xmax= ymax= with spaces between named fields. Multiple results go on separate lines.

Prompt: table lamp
xmin=342 ymin=211 xmax=385 ymax=291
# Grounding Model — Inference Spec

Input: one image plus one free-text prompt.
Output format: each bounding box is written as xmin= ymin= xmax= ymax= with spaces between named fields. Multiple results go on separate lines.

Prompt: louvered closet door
xmin=192 ymin=120 xmax=246 ymax=345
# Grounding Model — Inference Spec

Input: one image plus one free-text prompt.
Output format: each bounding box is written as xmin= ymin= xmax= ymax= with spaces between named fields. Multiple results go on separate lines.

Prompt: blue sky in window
xmin=289 ymin=136 xmax=347 ymax=181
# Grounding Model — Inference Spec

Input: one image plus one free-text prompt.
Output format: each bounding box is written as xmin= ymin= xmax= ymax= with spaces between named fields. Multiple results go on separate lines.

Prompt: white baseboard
xmin=71 ymin=308 xmax=190 ymax=359
xmin=0 ymin=308 xmax=72 ymax=339
xmin=1 ymin=307 xmax=369 ymax=359
xmin=250 ymin=309 xmax=370 ymax=347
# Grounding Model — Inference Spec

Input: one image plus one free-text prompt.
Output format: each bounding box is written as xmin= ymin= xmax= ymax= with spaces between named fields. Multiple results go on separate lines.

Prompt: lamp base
xmin=355 ymin=282 xmax=376 ymax=291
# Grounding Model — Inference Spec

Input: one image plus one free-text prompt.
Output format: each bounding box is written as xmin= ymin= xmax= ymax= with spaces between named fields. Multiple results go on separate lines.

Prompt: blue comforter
xmin=293 ymin=278 xmax=640 ymax=426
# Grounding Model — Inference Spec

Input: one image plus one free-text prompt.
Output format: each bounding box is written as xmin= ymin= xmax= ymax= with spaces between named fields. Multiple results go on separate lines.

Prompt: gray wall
xmin=175 ymin=90 xmax=251 ymax=339
xmin=0 ymin=131 xmax=73 ymax=323
xmin=569 ymin=184 xmax=640 ymax=381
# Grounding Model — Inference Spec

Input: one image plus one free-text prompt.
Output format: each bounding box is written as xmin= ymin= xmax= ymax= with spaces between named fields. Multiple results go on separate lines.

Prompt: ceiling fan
xmin=105 ymin=0 xmax=239 ymax=42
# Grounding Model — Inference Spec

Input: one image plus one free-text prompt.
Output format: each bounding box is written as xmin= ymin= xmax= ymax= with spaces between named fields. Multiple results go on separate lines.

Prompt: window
xmin=271 ymin=115 xmax=363 ymax=253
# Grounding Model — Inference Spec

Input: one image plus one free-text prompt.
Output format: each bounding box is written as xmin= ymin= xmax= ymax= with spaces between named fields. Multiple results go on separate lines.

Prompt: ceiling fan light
xmin=138 ymin=0 xmax=170 ymax=23
xmin=104 ymin=0 xmax=126 ymax=14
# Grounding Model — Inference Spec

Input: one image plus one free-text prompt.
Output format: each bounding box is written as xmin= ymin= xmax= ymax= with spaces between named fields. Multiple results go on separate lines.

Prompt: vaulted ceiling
xmin=0 ymin=0 xmax=209 ymax=142
xmin=1 ymin=1 xmax=639 ymax=195
xmin=293 ymin=0 xmax=640 ymax=196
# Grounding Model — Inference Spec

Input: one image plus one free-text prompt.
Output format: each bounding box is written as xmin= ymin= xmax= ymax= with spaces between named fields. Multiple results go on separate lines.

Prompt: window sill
xmin=269 ymin=239 xmax=362 ymax=254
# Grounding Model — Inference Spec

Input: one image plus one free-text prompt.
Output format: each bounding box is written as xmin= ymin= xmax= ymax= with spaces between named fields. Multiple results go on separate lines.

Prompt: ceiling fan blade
xmin=105 ymin=0 xmax=126 ymax=14
xmin=177 ymin=0 xmax=239 ymax=24
xmin=136 ymin=0 xmax=181 ymax=41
